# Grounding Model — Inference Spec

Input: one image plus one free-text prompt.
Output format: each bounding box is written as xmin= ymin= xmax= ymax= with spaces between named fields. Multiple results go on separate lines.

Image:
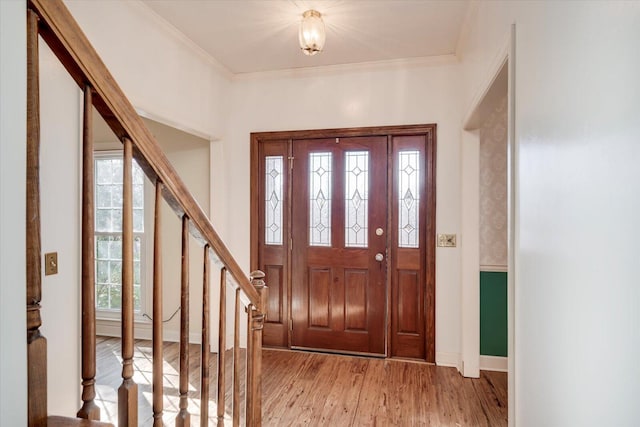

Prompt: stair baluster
xmin=118 ymin=137 xmax=138 ymax=427
xmin=201 ymin=245 xmax=211 ymax=426
xmin=26 ymin=8 xmax=47 ymax=427
xmin=176 ymin=215 xmax=191 ymax=426
xmin=78 ymin=84 xmax=100 ymax=420
xmin=152 ymin=181 xmax=164 ymax=426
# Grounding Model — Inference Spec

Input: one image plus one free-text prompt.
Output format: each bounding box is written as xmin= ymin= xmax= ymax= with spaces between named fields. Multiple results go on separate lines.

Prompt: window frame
xmin=94 ymin=150 xmax=152 ymax=322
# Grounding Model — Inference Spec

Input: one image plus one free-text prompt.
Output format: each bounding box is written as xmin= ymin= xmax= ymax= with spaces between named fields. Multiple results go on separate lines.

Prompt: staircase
xmin=25 ymin=0 xmax=266 ymax=425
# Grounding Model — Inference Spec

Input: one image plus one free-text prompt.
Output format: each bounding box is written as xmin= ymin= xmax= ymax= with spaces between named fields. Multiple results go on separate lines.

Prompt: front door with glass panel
xmin=291 ymin=136 xmax=387 ymax=355
xmin=251 ymin=125 xmax=436 ymax=362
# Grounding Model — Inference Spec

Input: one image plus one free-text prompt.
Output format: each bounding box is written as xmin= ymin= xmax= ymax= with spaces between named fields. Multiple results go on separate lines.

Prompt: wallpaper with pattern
xmin=479 ymin=95 xmax=508 ymax=268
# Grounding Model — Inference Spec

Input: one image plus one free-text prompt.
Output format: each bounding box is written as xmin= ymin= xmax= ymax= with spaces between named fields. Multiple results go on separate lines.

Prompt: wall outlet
xmin=437 ymin=234 xmax=457 ymax=247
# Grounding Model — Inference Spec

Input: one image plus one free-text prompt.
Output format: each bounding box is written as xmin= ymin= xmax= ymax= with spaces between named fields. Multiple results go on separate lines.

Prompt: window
xmin=95 ymin=153 xmax=145 ymax=313
xmin=309 ymin=151 xmax=332 ymax=246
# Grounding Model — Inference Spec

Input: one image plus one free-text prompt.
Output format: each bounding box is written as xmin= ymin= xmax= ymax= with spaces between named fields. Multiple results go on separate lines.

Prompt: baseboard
xmin=436 ymin=352 xmax=461 ymax=371
xmin=480 ymin=355 xmax=508 ymax=372
xmin=96 ymin=319 xmax=203 ymax=345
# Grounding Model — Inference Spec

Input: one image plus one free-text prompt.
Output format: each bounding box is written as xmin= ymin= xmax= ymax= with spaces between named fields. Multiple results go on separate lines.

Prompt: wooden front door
xmin=291 ymin=136 xmax=387 ymax=355
xmin=251 ymin=125 xmax=436 ymax=362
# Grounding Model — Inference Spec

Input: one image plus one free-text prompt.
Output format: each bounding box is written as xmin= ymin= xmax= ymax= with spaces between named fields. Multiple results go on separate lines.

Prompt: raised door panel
xmin=291 ymin=136 xmax=387 ymax=355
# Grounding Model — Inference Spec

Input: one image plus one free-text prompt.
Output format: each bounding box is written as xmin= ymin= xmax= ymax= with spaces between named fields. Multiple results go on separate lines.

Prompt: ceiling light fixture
xmin=299 ymin=10 xmax=325 ymax=56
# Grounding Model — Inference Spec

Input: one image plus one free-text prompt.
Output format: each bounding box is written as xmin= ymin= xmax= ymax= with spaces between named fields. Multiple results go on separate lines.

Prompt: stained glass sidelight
xmin=309 ymin=152 xmax=332 ymax=246
xmin=345 ymin=151 xmax=369 ymax=247
xmin=398 ymin=151 xmax=420 ymax=248
xmin=265 ymin=156 xmax=283 ymax=245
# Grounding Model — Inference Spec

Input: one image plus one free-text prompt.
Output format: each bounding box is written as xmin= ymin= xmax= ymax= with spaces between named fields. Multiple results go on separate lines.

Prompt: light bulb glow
xmin=299 ymin=10 xmax=325 ymax=56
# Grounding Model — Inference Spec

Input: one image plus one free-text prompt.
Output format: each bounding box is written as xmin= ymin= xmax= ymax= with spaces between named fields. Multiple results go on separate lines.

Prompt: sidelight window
xmin=265 ymin=156 xmax=283 ymax=245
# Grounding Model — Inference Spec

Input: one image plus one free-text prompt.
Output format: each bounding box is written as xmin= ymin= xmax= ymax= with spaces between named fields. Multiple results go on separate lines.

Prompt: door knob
xmin=375 ymin=253 xmax=384 ymax=262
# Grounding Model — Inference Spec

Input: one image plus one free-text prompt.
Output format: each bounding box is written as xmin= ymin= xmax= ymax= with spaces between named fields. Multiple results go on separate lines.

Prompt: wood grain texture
xmin=249 ymin=272 xmax=267 ymax=427
xmin=177 ymin=215 xmax=191 ymax=427
xmin=233 ymin=289 xmax=242 ymax=427
xmin=251 ymin=125 xmax=436 ymax=361
xmin=252 ymin=140 xmax=290 ymax=348
xmin=95 ymin=338 xmax=507 ymax=427
xmin=78 ymin=85 xmax=100 ymax=421
xmin=47 ymin=416 xmax=112 ymax=427
xmin=118 ymin=137 xmax=138 ymax=427
xmin=28 ymin=0 xmax=258 ymax=306
xmin=201 ymin=246 xmax=211 ymax=427
xmin=217 ymin=268 xmax=227 ymax=422
xmin=152 ymin=181 xmax=163 ymax=426
xmin=26 ymin=8 xmax=47 ymax=427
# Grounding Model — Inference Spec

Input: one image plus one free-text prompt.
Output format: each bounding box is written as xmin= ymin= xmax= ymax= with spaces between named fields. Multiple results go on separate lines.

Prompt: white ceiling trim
xmin=133 ymin=0 xmax=234 ymax=81
xmin=232 ymin=53 xmax=459 ymax=82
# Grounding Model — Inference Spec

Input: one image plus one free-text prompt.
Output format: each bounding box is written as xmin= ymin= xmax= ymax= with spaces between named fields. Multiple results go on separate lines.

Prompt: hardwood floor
xmin=95 ymin=337 xmax=507 ymax=426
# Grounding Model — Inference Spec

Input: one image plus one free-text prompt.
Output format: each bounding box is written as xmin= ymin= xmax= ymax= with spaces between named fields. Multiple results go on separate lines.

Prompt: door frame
xmin=250 ymin=124 xmax=437 ymax=362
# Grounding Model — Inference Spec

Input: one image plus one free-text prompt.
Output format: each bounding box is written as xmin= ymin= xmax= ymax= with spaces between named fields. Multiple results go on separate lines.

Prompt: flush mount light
xmin=299 ymin=10 xmax=325 ymax=56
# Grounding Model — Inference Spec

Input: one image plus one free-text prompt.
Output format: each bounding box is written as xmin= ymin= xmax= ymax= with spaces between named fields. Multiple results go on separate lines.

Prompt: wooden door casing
xmin=250 ymin=125 xmax=436 ymax=362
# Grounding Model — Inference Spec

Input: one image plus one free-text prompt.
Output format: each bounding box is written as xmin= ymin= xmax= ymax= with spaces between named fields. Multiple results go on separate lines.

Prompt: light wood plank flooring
xmin=95 ymin=337 xmax=507 ymax=426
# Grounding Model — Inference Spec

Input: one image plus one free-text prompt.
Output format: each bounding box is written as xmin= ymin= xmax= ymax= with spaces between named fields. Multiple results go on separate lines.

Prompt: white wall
xmin=223 ymin=60 xmax=466 ymax=361
xmin=0 ymin=0 xmax=28 ymax=425
xmin=459 ymin=1 xmax=640 ymax=425
xmin=64 ymin=0 xmax=231 ymax=141
xmin=39 ymin=42 xmax=83 ymax=416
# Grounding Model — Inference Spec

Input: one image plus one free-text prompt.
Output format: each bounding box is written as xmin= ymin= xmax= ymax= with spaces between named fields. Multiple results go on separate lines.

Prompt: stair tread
xmin=47 ymin=416 xmax=114 ymax=427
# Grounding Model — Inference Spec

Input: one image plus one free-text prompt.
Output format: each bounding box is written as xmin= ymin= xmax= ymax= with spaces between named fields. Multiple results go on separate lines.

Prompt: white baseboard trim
xmin=480 ymin=355 xmax=508 ymax=372
xmin=96 ymin=319 xmax=203 ymax=346
xmin=436 ymin=352 xmax=461 ymax=371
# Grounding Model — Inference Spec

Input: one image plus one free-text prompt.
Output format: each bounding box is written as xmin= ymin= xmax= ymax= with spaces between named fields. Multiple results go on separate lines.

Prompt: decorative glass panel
xmin=95 ymin=235 xmax=141 ymax=311
xmin=265 ymin=156 xmax=283 ymax=245
xmin=398 ymin=151 xmax=420 ymax=248
xmin=309 ymin=152 xmax=332 ymax=246
xmin=95 ymin=158 xmax=144 ymax=233
xmin=345 ymin=151 xmax=369 ymax=247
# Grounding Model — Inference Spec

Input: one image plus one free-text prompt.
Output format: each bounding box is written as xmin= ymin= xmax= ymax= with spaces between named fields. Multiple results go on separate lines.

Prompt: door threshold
xmin=265 ymin=345 xmax=432 ymax=364
xmin=290 ymin=345 xmax=386 ymax=359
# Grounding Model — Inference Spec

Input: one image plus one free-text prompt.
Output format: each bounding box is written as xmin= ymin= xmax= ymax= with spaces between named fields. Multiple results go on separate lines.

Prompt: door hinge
xmin=289 ymin=237 xmax=293 ymax=250
xmin=289 ymin=318 xmax=293 ymax=330
xmin=288 ymin=156 xmax=295 ymax=169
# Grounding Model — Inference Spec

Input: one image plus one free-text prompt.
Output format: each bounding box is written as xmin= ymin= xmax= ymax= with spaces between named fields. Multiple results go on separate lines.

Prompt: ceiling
xmin=140 ymin=0 xmax=470 ymax=74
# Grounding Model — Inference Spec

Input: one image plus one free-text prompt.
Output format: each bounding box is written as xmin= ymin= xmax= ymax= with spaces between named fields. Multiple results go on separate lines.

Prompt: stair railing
xmin=25 ymin=0 xmax=266 ymax=426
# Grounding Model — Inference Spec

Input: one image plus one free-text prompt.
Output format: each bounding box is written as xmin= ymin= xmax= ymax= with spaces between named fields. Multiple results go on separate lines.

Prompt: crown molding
xmin=131 ymin=0 xmax=234 ymax=81
xmin=232 ymin=54 xmax=459 ymax=82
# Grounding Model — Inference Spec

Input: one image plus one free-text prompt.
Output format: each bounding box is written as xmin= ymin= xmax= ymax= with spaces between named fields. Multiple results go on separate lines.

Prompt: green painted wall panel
xmin=480 ymin=271 xmax=508 ymax=357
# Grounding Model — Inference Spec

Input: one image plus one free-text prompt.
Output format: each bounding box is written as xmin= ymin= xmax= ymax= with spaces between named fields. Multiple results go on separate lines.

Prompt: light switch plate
xmin=44 ymin=252 xmax=58 ymax=275
xmin=437 ymin=234 xmax=457 ymax=247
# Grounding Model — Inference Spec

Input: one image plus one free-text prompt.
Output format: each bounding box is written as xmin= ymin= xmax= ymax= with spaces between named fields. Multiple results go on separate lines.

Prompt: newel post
xmin=247 ymin=271 xmax=267 ymax=427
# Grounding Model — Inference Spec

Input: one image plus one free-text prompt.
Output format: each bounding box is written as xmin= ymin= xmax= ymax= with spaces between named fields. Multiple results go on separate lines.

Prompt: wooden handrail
xmin=27 ymin=0 xmax=259 ymax=305
xmin=26 ymin=1 xmax=268 ymax=425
